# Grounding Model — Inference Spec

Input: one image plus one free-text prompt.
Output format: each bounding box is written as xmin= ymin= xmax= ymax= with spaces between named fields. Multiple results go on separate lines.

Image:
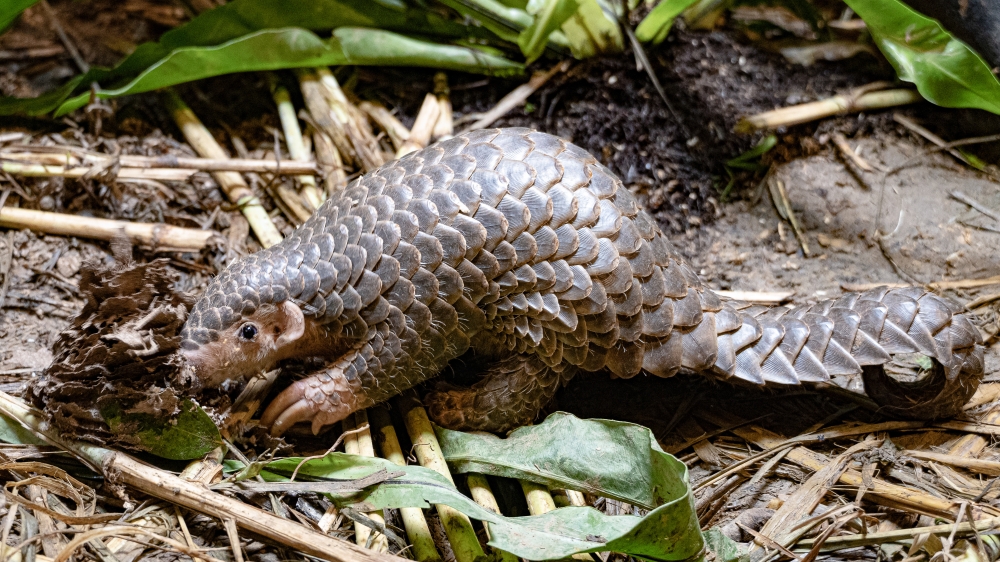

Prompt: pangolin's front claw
xmin=260 ymin=366 xmax=361 ymax=436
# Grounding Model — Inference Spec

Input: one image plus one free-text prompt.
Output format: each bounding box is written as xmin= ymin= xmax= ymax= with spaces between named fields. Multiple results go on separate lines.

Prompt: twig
xmin=396 ymin=392 xmax=487 ymax=562
xmin=904 ymin=450 xmax=1000 ymax=477
xmin=795 ymin=516 xmax=1000 ymax=552
xmin=768 ymin=178 xmax=810 ymax=256
xmin=951 ymin=190 xmax=1000 ymax=223
xmin=736 ymin=88 xmax=922 ymax=133
xmin=619 ymin=16 xmax=690 ymax=139
xmin=0 ymin=229 xmax=13 ymax=312
xmin=0 ymin=151 xmax=318 ymax=174
xmin=369 ymin=407 xmax=442 ymax=562
xmin=460 ymin=61 xmax=570 ymax=133
xmin=831 ymin=132 xmax=879 ymax=173
xmin=1 ymin=161 xmax=197 ymax=182
xmin=396 ymin=94 xmax=441 ymax=158
xmin=162 ymin=90 xmax=282 ymax=248
xmin=893 ymin=113 xmax=980 ymax=169
xmin=38 ymin=1 xmax=88 ymax=74
xmin=715 ymin=290 xmax=793 ymax=304
xmin=0 ymin=391 xmax=405 ymax=562
xmin=0 ymin=207 xmax=218 ymax=252
xmin=968 ymin=291 xmax=1000 ymax=309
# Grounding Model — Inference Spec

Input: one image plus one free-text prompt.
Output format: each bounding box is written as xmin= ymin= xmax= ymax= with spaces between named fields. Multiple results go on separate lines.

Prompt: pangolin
xmin=179 ymin=128 xmax=985 ymax=435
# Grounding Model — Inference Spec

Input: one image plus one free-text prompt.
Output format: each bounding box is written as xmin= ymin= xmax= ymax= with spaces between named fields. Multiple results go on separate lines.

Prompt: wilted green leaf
xmin=520 ymin=0 xmax=580 ymax=63
xmin=636 ymin=0 xmax=700 ymax=45
xmin=255 ymin=414 xmax=703 ymax=561
xmin=845 ymin=0 xmax=1000 ymax=114
xmin=437 ymin=412 xmax=690 ymax=510
xmin=0 ymin=0 xmax=39 ymax=33
xmin=704 ymin=528 xmax=748 ymax=562
xmin=101 ymin=399 xmax=222 ymax=461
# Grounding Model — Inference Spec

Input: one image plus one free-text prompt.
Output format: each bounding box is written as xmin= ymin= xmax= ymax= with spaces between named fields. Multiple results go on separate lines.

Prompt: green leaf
xmin=560 ymin=0 xmax=623 ymax=58
xmin=635 ymin=0 xmax=700 ymax=45
xmin=844 ymin=0 xmax=1000 ymax=114
xmin=255 ymin=414 xmax=703 ymax=561
xmin=0 ymin=27 xmax=520 ymax=117
xmin=0 ymin=0 xmax=39 ymax=33
xmin=101 ymin=399 xmax=222 ymax=461
xmin=0 ymin=411 xmax=45 ymax=445
xmin=726 ymin=134 xmax=777 ymax=167
xmin=519 ymin=0 xmax=580 ymax=63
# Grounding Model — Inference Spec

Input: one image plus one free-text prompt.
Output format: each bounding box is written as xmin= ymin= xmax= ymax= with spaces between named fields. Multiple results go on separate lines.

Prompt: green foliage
xmin=100 ymin=399 xmax=223 ymax=461
xmin=721 ymin=134 xmax=776 ymax=199
xmin=704 ymin=528 xmax=749 ymax=562
xmin=636 ymin=0 xmax=700 ymax=45
xmin=250 ymin=413 xmax=703 ymax=561
xmin=0 ymin=0 xmax=39 ymax=33
xmin=844 ymin=0 xmax=1000 ymax=115
xmin=0 ymin=411 xmax=45 ymax=445
xmin=520 ymin=0 xmax=580 ymax=63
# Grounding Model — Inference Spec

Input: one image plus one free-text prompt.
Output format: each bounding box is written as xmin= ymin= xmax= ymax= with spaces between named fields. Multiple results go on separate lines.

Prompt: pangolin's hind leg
xmin=424 ymin=354 xmax=577 ymax=433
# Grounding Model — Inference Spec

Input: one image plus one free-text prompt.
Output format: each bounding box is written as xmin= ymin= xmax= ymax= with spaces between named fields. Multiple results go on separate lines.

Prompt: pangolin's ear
xmin=275 ymin=301 xmax=305 ymax=346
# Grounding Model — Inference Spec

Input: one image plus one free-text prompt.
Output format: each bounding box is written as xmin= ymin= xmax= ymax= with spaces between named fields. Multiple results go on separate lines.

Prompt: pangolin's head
xmin=179 ymin=252 xmax=336 ymax=387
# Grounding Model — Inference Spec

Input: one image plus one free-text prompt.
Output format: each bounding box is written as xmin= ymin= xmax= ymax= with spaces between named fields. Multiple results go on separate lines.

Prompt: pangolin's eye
xmin=239 ymin=323 xmax=258 ymax=341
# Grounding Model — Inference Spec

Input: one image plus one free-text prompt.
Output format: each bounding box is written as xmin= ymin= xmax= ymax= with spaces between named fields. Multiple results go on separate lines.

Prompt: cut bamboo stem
xmin=396 ymin=392 xmax=487 ymax=562
xmin=270 ymin=79 xmax=324 ymax=210
xmin=736 ymin=89 xmax=923 ymax=133
xmin=163 ymin=91 xmax=282 ymax=248
xmin=298 ymin=69 xmax=358 ymax=170
xmin=369 ymin=407 xmax=442 ymax=562
xmin=465 ymin=475 xmax=520 ymax=562
xmin=0 ymin=152 xmax=318 ymax=174
xmin=311 ymin=126 xmax=348 ymax=197
xmin=519 ymin=482 xmax=592 ymax=562
xmin=432 ymin=73 xmax=453 ymax=140
xmin=0 ymin=391 xmax=403 ymax=562
xmin=397 ymin=94 xmax=441 ymax=158
xmin=315 ymin=68 xmax=385 ymax=172
xmin=0 ymin=207 xmax=217 ymax=252
xmin=359 ymin=102 xmax=410 ymax=151
xmin=343 ymin=411 xmax=389 ymax=552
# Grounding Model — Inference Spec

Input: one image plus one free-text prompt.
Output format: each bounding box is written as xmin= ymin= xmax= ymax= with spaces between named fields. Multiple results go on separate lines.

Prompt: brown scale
xmin=179 ymin=128 xmax=986 ymax=434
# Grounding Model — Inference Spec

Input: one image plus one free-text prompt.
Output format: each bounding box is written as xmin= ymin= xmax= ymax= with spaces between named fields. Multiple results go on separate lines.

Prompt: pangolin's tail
xmin=666 ymin=286 xmax=985 ymax=418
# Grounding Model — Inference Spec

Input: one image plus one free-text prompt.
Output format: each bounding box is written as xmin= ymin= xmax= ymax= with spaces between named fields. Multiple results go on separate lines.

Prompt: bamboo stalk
xmin=519 ymin=482 xmax=592 ymax=562
xmin=432 ymin=73 xmax=453 ymax=140
xmin=162 ymin=91 xmax=282 ymax=248
xmin=0 ymin=391 xmax=404 ymax=562
xmin=270 ymin=79 xmax=324 ymax=210
xmin=0 ymin=207 xmax=217 ymax=252
xmin=359 ymin=102 xmax=410 ymax=151
xmin=298 ymin=69 xmax=357 ymax=170
xmin=396 ymin=393 xmax=487 ymax=562
xmin=343 ymin=412 xmax=389 ymax=552
xmin=369 ymin=407 xmax=442 ymax=562
xmin=465 ymin=475 xmax=520 ymax=562
xmin=0 ymin=152 xmax=318 ymax=174
xmin=736 ymin=89 xmax=923 ymax=133
xmin=312 ymin=127 xmax=348 ymax=197
xmin=397 ymin=94 xmax=441 ymax=158
xmin=905 ymin=450 xmax=1000 ymax=477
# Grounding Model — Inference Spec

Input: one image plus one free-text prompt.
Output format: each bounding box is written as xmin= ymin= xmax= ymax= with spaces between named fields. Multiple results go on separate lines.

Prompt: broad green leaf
xmin=437 ymin=412 xmax=689 ymax=510
xmin=0 ymin=27 xmax=521 ymax=117
xmin=254 ymin=414 xmax=703 ymax=561
xmin=0 ymin=0 xmax=39 ymax=33
xmin=0 ymin=411 xmax=45 ymax=445
xmin=101 ymin=399 xmax=222 ymax=461
xmin=520 ymin=0 xmax=580 ymax=63
xmin=635 ymin=0 xmax=700 ymax=45
xmin=437 ymin=0 xmax=535 ymax=44
xmin=845 ymin=0 xmax=1000 ymax=114
xmin=560 ymin=0 xmax=622 ymax=58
